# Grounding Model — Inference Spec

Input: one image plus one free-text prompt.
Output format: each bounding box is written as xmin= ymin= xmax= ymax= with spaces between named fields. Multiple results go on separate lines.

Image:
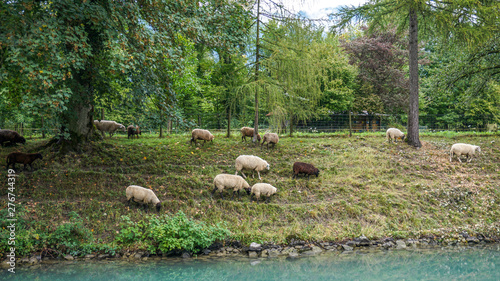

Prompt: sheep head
xmin=156 ymin=202 xmax=162 ymax=212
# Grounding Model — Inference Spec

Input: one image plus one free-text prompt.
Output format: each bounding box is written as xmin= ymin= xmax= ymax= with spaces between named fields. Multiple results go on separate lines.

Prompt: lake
xmin=3 ymin=245 xmax=500 ymax=280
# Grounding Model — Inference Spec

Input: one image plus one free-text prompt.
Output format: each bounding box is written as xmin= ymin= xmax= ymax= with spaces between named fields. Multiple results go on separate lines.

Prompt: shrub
xmin=115 ymin=211 xmax=230 ymax=254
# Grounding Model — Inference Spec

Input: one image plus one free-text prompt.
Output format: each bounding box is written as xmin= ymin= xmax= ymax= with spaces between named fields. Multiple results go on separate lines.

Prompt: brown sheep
xmin=240 ymin=127 xmax=261 ymax=142
xmin=0 ymin=130 xmax=26 ymax=147
xmin=7 ymin=152 xmax=43 ymax=171
xmin=127 ymin=125 xmax=141 ymax=139
xmin=292 ymin=162 xmax=320 ymax=179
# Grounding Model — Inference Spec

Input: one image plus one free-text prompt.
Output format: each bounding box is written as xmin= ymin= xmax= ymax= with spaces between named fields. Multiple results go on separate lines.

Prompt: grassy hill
xmin=1 ymin=131 xmax=499 ymax=257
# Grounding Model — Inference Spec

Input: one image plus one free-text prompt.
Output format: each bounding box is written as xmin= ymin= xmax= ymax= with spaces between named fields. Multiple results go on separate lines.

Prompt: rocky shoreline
xmin=4 ymin=232 xmax=499 ymax=268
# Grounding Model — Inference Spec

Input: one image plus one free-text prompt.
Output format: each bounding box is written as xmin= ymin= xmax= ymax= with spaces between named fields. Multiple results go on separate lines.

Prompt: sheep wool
xmin=292 ymin=162 xmax=320 ymax=179
xmin=94 ymin=120 xmax=126 ymax=138
xmin=127 ymin=125 xmax=141 ymax=139
xmin=248 ymin=183 xmax=277 ymax=204
xmin=240 ymin=127 xmax=261 ymax=142
xmin=125 ymin=185 xmax=162 ymax=212
xmin=235 ymin=155 xmax=270 ymax=180
xmin=261 ymin=133 xmax=279 ymax=149
xmin=450 ymin=143 xmax=481 ymax=163
xmin=212 ymin=174 xmax=250 ymax=200
xmin=6 ymin=152 xmax=43 ymax=171
xmin=190 ymin=129 xmax=214 ymax=146
xmin=0 ymin=129 xmax=26 ymax=147
xmin=386 ymin=128 xmax=405 ymax=143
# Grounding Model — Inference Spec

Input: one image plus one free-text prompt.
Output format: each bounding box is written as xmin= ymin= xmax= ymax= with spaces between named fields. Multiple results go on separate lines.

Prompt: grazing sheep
xmin=246 ymin=183 xmax=277 ymax=204
xmin=292 ymin=162 xmax=320 ymax=179
xmin=386 ymin=128 xmax=405 ymax=143
xmin=235 ymin=155 xmax=270 ymax=180
xmin=190 ymin=129 xmax=214 ymax=146
xmin=6 ymin=152 xmax=43 ymax=171
xmin=125 ymin=185 xmax=162 ymax=212
xmin=211 ymin=174 xmax=251 ymax=200
xmin=127 ymin=125 xmax=141 ymax=139
xmin=94 ymin=120 xmax=126 ymax=137
xmin=261 ymin=133 xmax=279 ymax=149
xmin=241 ymin=127 xmax=261 ymax=142
xmin=450 ymin=143 xmax=481 ymax=163
xmin=0 ymin=130 xmax=26 ymax=147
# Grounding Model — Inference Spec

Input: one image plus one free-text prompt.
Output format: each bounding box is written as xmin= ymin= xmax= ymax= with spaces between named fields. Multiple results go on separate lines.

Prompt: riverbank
xmin=1 ymin=132 xmax=499 ymax=263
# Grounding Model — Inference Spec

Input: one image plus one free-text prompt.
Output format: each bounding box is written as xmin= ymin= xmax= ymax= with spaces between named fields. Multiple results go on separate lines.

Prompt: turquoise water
xmin=3 ymin=246 xmax=500 ymax=280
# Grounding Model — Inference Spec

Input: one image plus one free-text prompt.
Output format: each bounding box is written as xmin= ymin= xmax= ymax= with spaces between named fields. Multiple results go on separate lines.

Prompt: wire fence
xmin=3 ymin=113 xmax=498 ymax=140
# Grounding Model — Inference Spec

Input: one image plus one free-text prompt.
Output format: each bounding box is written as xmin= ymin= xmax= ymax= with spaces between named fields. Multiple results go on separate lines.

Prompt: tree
xmin=341 ymin=26 xmax=409 ymax=114
xmin=1 ymin=0 xmax=250 ymax=150
xmin=334 ymin=0 xmax=500 ymax=147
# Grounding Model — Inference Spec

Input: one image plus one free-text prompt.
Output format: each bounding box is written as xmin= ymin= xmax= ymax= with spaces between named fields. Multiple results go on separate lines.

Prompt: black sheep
xmin=127 ymin=125 xmax=141 ymax=139
xmin=7 ymin=152 xmax=43 ymax=171
xmin=0 ymin=130 xmax=26 ymax=147
xmin=292 ymin=162 xmax=320 ymax=179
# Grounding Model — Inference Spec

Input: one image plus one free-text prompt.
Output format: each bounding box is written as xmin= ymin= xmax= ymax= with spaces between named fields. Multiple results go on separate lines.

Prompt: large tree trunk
xmin=407 ymin=6 xmax=422 ymax=148
xmin=253 ymin=0 xmax=261 ymax=144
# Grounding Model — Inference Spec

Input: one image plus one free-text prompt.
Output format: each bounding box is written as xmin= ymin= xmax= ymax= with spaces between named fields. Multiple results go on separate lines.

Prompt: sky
xmin=285 ymin=0 xmax=368 ymax=20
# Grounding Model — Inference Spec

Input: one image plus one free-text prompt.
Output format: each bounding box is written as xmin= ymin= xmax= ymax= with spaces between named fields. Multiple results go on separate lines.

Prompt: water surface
xmin=4 ymin=245 xmax=500 ymax=280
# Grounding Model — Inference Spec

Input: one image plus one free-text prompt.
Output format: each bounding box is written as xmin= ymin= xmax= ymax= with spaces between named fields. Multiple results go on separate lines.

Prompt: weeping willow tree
xmin=259 ymin=20 xmax=356 ymax=136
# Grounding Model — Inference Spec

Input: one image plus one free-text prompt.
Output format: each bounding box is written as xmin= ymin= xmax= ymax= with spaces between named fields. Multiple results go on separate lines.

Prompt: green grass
xmin=1 ymin=131 xmax=499 ymax=256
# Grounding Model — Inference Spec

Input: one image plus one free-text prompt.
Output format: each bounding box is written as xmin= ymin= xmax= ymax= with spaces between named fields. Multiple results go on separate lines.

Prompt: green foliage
xmin=115 ymin=212 xmax=230 ymax=254
xmin=48 ymin=212 xmax=93 ymax=255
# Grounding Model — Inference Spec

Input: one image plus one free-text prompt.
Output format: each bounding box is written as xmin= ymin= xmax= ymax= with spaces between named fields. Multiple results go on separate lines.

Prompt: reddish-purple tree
xmin=342 ymin=26 xmax=409 ymax=114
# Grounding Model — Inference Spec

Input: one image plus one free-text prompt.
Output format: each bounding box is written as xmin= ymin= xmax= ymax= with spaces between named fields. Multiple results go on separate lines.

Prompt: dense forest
xmin=1 ymin=0 xmax=499 ymax=144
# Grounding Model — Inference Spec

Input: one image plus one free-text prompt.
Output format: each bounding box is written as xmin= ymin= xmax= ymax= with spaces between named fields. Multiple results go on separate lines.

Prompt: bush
xmin=115 ymin=211 xmax=230 ymax=254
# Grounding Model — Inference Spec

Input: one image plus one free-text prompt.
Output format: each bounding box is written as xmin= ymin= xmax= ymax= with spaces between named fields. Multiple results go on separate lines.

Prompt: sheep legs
xmin=231 ymin=190 xmax=241 ymax=200
xmin=211 ymin=187 xmax=224 ymax=200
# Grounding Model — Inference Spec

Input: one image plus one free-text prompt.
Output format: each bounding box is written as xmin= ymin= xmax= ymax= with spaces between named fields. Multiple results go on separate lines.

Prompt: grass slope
xmin=1 ymin=132 xmax=499 ymax=255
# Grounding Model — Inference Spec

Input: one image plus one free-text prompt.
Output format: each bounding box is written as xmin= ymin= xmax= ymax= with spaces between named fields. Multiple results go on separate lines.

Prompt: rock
xmin=268 ymin=249 xmax=280 ymax=258
xmin=85 ymin=254 xmax=96 ymax=259
xmin=202 ymin=249 xmax=211 ymax=255
xmin=248 ymin=251 xmax=258 ymax=258
xmin=98 ymin=254 xmax=109 ymax=259
xmin=249 ymin=242 xmax=262 ymax=251
xmin=341 ymin=244 xmax=353 ymax=251
xmin=0 ymin=259 xmax=12 ymax=269
xmin=396 ymin=240 xmax=407 ymax=249
xmin=355 ymin=235 xmax=370 ymax=246
xmin=64 ymin=254 xmax=74 ymax=261
xmin=466 ymin=237 xmax=480 ymax=244
xmin=287 ymin=252 xmax=299 ymax=259
xmin=133 ymin=253 xmax=143 ymax=260
xmin=29 ymin=257 xmax=39 ymax=265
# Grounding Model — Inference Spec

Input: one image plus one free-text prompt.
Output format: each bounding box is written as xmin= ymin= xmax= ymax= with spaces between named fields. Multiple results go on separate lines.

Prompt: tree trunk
xmin=407 ymin=6 xmax=422 ymax=147
xmin=227 ymin=106 xmax=231 ymax=138
xmin=253 ymin=0 xmax=261 ymax=144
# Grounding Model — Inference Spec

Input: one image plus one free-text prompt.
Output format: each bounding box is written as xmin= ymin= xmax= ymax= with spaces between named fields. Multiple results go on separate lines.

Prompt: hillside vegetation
xmin=1 ymin=132 xmax=499 ymax=257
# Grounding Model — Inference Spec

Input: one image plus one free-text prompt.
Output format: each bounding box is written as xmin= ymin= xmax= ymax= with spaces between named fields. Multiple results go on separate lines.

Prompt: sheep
xmin=246 ymin=183 xmax=277 ymax=204
xmin=6 ymin=152 xmax=43 ymax=171
xmin=450 ymin=143 xmax=481 ymax=163
xmin=94 ymin=120 xmax=126 ymax=138
xmin=386 ymin=128 xmax=405 ymax=143
xmin=211 ymin=174 xmax=251 ymax=200
xmin=127 ymin=125 xmax=141 ymax=139
xmin=261 ymin=133 xmax=279 ymax=149
xmin=241 ymin=127 xmax=261 ymax=142
xmin=292 ymin=162 xmax=320 ymax=179
xmin=0 ymin=130 xmax=26 ymax=147
xmin=125 ymin=185 xmax=162 ymax=212
xmin=190 ymin=129 xmax=214 ymax=146
xmin=235 ymin=155 xmax=270 ymax=180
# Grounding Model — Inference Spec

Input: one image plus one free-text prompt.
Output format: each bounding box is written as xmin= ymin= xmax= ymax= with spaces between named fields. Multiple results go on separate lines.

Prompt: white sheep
xmin=386 ymin=128 xmax=405 ymax=143
xmin=450 ymin=143 xmax=481 ymax=163
xmin=94 ymin=120 xmax=126 ymax=138
xmin=125 ymin=185 xmax=162 ymax=212
xmin=190 ymin=129 xmax=214 ymax=146
xmin=261 ymin=133 xmax=279 ymax=149
xmin=247 ymin=183 xmax=277 ymax=204
xmin=235 ymin=155 xmax=270 ymax=180
xmin=211 ymin=174 xmax=250 ymax=200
